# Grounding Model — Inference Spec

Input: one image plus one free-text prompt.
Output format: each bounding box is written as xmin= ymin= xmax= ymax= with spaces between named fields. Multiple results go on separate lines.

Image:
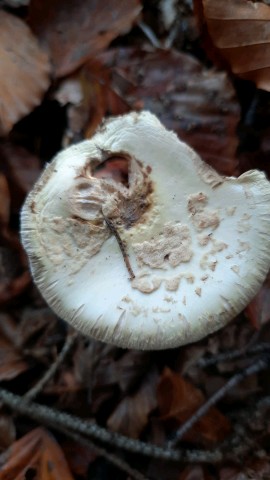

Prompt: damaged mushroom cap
xmin=21 ymin=111 xmax=270 ymax=350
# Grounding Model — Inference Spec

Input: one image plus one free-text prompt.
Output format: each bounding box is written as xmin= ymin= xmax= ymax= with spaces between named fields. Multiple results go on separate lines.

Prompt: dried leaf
xmin=0 ymin=239 xmax=31 ymax=306
xmin=0 ymin=314 xmax=29 ymax=380
xmin=219 ymin=459 xmax=270 ymax=480
xmin=0 ymin=10 xmax=50 ymax=136
xmin=0 ymin=428 xmax=74 ymax=479
xmin=0 ymin=174 xmax=10 ymax=227
xmin=96 ymin=48 xmax=240 ymax=175
xmin=157 ymin=367 xmax=231 ymax=446
xmin=107 ymin=369 xmax=159 ymax=438
xmin=0 ymin=144 xmax=41 ymax=214
xmin=179 ymin=466 xmax=214 ymax=480
xmin=0 ymin=415 xmax=16 ymax=451
xmin=62 ymin=440 xmax=97 ymax=477
xmin=29 ymin=0 xmax=142 ymax=77
xmin=198 ymin=0 xmax=270 ymax=91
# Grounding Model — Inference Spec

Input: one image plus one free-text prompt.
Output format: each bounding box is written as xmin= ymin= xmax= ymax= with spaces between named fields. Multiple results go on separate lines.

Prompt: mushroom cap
xmin=21 ymin=111 xmax=270 ymax=350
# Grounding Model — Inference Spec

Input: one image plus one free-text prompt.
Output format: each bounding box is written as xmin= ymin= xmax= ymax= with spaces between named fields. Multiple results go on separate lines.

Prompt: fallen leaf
xmin=157 ymin=367 xmax=231 ymax=446
xmin=197 ymin=0 xmax=270 ymax=91
xmin=95 ymin=47 xmax=240 ymax=175
xmin=0 ymin=10 xmax=50 ymax=136
xmin=178 ymin=466 xmax=214 ymax=480
xmin=29 ymin=0 xmax=142 ymax=77
xmin=54 ymin=61 xmax=129 ymax=144
xmin=0 ymin=428 xmax=74 ymax=479
xmin=0 ymin=415 xmax=16 ymax=450
xmin=62 ymin=440 xmax=97 ymax=477
xmin=107 ymin=368 xmax=159 ymax=438
xmin=0 ymin=240 xmax=31 ymax=306
xmin=0 ymin=314 xmax=29 ymax=381
xmin=0 ymin=174 xmax=10 ymax=227
xmin=219 ymin=458 xmax=270 ymax=480
xmin=0 ymin=144 xmax=41 ymax=214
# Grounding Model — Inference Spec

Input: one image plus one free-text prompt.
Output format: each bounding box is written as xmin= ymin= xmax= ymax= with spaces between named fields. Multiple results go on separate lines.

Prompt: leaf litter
xmin=0 ymin=1 xmax=270 ymax=479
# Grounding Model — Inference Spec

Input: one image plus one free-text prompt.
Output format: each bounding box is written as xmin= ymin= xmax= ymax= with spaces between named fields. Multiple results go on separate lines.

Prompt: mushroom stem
xmin=101 ymin=210 xmax=136 ymax=280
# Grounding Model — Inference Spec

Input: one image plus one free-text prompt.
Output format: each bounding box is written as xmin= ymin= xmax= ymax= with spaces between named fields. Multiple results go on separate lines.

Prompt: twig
xmin=58 ymin=427 xmax=149 ymax=480
xmin=198 ymin=343 xmax=270 ymax=368
xmin=24 ymin=330 xmax=77 ymax=401
xmin=0 ymin=387 xmax=222 ymax=463
xmin=138 ymin=21 xmax=161 ymax=49
xmin=102 ymin=211 xmax=135 ymax=279
xmin=167 ymin=355 xmax=270 ymax=448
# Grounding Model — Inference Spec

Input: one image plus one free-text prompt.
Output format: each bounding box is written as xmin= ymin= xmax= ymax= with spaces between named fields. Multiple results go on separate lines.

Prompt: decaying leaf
xmin=197 ymin=0 xmax=270 ymax=91
xmin=94 ymin=48 xmax=240 ymax=175
xmin=29 ymin=0 xmax=142 ymax=77
xmin=0 ymin=428 xmax=74 ymax=479
xmin=0 ymin=144 xmax=41 ymax=214
xmin=0 ymin=314 xmax=29 ymax=380
xmin=0 ymin=240 xmax=31 ymax=306
xmin=62 ymin=440 xmax=97 ymax=477
xmin=0 ymin=415 xmax=16 ymax=451
xmin=157 ymin=367 xmax=231 ymax=446
xmin=107 ymin=369 xmax=159 ymax=438
xmin=0 ymin=174 xmax=10 ymax=227
xmin=0 ymin=10 xmax=50 ymax=136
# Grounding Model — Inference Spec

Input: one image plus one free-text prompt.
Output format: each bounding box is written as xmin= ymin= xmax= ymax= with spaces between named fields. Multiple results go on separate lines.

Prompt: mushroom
xmin=21 ymin=111 xmax=270 ymax=350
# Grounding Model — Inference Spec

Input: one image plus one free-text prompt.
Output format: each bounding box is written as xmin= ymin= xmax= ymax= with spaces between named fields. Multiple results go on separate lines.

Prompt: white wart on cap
xmin=21 ymin=111 xmax=270 ymax=350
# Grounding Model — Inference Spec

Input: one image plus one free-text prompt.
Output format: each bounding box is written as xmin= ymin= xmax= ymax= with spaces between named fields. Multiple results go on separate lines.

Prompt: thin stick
xmin=198 ymin=343 xmax=270 ymax=368
xmin=138 ymin=21 xmax=161 ymax=49
xmin=0 ymin=388 xmax=222 ymax=463
xmin=24 ymin=330 xmax=77 ymax=401
xmin=167 ymin=356 xmax=270 ymax=448
xmin=102 ymin=211 xmax=135 ymax=279
xmin=58 ymin=427 xmax=149 ymax=480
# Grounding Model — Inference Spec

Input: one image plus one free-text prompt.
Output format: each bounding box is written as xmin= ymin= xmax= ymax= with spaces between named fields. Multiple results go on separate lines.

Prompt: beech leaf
xmin=95 ymin=48 xmax=240 ymax=176
xmin=0 ymin=10 xmax=50 ymax=136
xmin=157 ymin=367 xmax=231 ymax=446
xmin=29 ymin=0 xmax=142 ymax=77
xmin=0 ymin=428 xmax=74 ymax=480
xmin=199 ymin=0 xmax=270 ymax=91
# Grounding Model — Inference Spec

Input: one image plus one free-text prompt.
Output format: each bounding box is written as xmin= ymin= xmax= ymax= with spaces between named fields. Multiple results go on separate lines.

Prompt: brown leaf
xmin=0 ymin=10 xmax=50 ymax=136
xmin=0 ymin=314 xmax=29 ymax=381
xmin=96 ymin=48 xmax=240 ymax=175
xmin=29 ymin=0 xmax=142 ymax=77
xmin=0 ymin=428 xmax=74 ymax=479
xmin=157 ymin=367 xmax=231 ymax=446
xmin=107 ymin=368 xmax=159 ymax=438
xmin=178 ymin=466 xmax=214 ymax=480
xmin=219 ymin=458 xmax=270 ymax=480
xmin=62 ymin=440 xmax=97 ymax=477
xmin=0 ymin=238 xmax=31 ymax=306
xmin=198 ymin=0 xmax=270 ymax=91
xmin=0 ymin=144 xmax=41 ymax=214
xmin=0 ymin=415 xmax=16 ymax=451
xmin=0 ymin=174 xmax=10 ymax=227
xmin=54 ymin=61 xmax=129 ymax=144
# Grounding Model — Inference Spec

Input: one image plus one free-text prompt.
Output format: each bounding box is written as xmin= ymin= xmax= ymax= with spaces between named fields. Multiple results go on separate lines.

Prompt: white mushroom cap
xmin=21 ymin=111 xmax=270 ymax=350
